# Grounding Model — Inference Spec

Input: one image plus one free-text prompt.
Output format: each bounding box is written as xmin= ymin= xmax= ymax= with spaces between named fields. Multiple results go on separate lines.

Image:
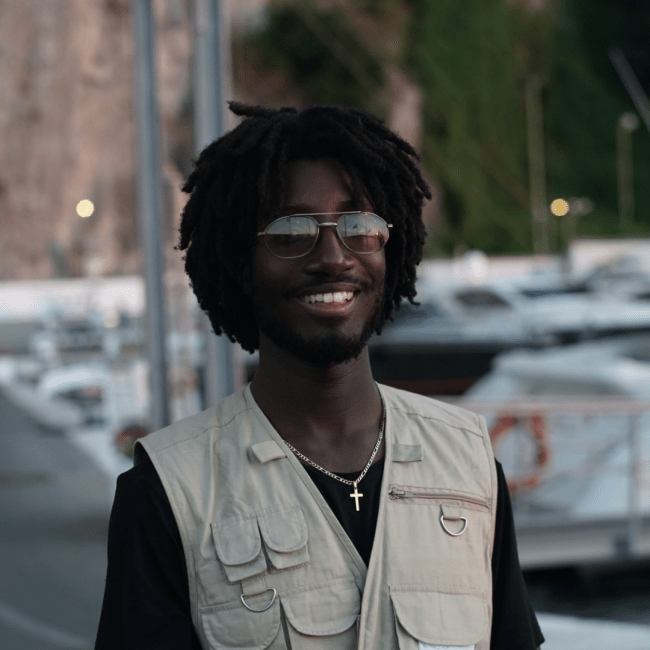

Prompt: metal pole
xmin=616 ymin=112 xmax=639 ymax=226
xmin=525 ymin=75 xmax=549 ymax=255
xmin=194 ymin=0 xmax=225 ymax=146
xmin=627 ymin=414 xmax=642 ymax=555
xmin=609 ymin=48 xmax=650 ymax=135
xmin=131 ymin=0 xmax=170 ymax=430
xmin=192 ymin=0 xmax=236 ymax=405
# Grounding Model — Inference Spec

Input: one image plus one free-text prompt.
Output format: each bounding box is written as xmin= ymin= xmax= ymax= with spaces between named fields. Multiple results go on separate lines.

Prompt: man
xmin=96 ymin=103 xmax=544 ymax=649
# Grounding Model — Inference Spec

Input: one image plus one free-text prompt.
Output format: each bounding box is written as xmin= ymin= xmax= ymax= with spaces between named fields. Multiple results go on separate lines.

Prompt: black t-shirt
xmin=303 ymin=460 xmax=384 ymax=566
xmin=95 ymin=457 xmax=543 ymax=650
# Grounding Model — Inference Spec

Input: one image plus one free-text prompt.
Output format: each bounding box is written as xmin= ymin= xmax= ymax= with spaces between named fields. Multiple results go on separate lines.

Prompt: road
xmin=0 ymin=393 xmax=112 ymax=650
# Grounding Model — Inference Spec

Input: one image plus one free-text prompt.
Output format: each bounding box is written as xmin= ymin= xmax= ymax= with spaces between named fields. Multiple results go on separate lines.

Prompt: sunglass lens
xmin=338 ymin=213 xmax=389 ymax=253
xmin=265 ymin=216 xmax=318 ymax=258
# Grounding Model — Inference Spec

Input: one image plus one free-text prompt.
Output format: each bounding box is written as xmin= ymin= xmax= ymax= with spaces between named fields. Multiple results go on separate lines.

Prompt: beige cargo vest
xmin=136 ymin=383 xmax=497 ymax=650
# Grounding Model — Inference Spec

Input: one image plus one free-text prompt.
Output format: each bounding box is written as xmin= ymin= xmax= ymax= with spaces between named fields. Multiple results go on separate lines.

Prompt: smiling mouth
xmin=300 ymin=291 xmax=355 ymax=305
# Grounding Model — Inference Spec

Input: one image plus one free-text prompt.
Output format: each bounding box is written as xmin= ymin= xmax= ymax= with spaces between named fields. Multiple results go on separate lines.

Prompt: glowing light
xmin=550 ymin=198 xmax=569 ymax=217
xmin=76 ymin=199 xmax=95 ymax=218
xmin=620 ymin=112 xmax=639 ymax=132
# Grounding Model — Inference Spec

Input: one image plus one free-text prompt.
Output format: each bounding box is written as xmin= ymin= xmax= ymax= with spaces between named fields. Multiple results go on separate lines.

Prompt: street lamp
xmin=76 ymin=199 xmax=95 ymax=218
xmin=617 ymin=111 xmax=639 ymax=226
xmin=551 ymin=196 xmax=594 ymax=250
xmin=525 ymin=75 xmax=549 ymax=255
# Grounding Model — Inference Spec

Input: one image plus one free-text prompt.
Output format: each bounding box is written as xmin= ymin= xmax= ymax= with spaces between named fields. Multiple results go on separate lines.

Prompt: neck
xmin=249 ymin=335 xmax=383 ymax=469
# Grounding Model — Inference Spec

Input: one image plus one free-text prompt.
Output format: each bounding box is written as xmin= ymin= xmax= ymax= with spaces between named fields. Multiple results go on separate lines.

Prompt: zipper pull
xmin=389 ymin=487 xmax=406 ymax=498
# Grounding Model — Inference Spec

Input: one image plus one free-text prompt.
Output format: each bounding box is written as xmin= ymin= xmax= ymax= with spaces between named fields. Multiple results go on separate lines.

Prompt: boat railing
xmin=437 ymin=396 xmax=650 ymax=568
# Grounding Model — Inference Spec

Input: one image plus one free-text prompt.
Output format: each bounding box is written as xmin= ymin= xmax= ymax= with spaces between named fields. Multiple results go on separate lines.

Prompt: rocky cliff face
xmin=0 ymin=0 xmax=192 ymax=280
xmin=0 ymin=0 xmax=423 ymax=281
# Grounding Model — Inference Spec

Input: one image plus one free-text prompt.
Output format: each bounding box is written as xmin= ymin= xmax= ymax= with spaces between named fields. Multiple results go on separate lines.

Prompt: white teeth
xmin=301 ymin=291 xmax=354 ymax=304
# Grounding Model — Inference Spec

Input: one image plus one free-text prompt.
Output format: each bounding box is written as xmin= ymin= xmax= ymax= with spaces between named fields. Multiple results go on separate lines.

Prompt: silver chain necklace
xmin=283 ymin=397 xmax=385 ymax=512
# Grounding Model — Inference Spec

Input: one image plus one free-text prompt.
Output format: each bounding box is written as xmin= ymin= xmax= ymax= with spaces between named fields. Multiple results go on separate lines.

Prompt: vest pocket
xmin=212 ymin=517 xmax=267 ymax=582
xmin=200 ymin=594 xmax=281 ymax=649
xmin=387 ymin=485 xmax=491 ymax=590
xmin=258 ymin=504 xmax=309 ymax=571
xmin=212 ymin=503 xmax=310 ymax=582
xmin=390 ymin=589 xmax=487 ymax=650
xmin=280 ymin=581 xmax=360 ymax=649
xmin=388 ymin=486 xmax=490 ymax=512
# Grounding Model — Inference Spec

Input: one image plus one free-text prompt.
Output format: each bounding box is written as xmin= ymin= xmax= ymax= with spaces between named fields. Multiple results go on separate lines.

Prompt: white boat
xmin=457 ymin=334 xmax=650 ymax=568
xmin=369 ymin=277 xmax=650 ymax=395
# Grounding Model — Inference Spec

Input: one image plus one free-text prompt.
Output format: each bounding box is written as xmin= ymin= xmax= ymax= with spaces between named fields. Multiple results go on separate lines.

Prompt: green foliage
xmin=545 ymin=0 xmax=650 ymax=242
xmin=358 ymin=0 xmax=400 ymax=16
xmin=242 ymin=0 xmax=650 ymax=254
xmin=407 ymin=0 xmax=650 ymax=253
xmin=247 ymin=2 xmax=385 ymax=114
xmin=407 ymin=0 xmax=532 ymax=254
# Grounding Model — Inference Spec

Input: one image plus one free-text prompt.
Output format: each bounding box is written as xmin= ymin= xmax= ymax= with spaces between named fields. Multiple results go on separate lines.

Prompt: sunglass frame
xmin=256 ymin=211 xmax=392 ymax=259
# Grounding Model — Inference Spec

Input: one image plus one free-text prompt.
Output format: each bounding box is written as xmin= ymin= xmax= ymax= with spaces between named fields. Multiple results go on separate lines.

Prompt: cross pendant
xmin=350 ymin=482 xmax=363 ymax=512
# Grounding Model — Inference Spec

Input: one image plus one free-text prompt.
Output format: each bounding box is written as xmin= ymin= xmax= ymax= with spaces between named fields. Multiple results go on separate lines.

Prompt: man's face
xmin=250 ymin=158 xmax=386 ymax=366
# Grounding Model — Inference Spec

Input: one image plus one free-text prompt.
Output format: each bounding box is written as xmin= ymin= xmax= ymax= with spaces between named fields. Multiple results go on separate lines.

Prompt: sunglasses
xmin=257 ymin=212 xmax=392 ymax=259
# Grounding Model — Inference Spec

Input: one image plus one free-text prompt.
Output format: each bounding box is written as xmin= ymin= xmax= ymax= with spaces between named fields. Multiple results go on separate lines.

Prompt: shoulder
xmin=135 ymin=388 xmax=250 ymax=461
xmin=110 ymin=458 xmax=178 ymax=538
xmin=378 ymin=383 xmax=484 ymax=437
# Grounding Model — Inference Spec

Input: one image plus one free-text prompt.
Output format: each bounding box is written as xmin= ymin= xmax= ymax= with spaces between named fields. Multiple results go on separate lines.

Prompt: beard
xmin=255 ymin=292 xmax=385 ymax=367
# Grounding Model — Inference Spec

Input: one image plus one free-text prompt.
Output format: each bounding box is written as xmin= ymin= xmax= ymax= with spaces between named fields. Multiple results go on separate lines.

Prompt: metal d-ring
xmin=241 ymin=588 xmax=277 ymax=612
xmin=440 ymin=514 xmax=468 ymax=537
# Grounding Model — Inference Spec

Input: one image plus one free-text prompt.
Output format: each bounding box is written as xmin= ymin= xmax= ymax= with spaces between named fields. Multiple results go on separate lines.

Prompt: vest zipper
xmin=388 ymin=486 xmax=489 ymax=511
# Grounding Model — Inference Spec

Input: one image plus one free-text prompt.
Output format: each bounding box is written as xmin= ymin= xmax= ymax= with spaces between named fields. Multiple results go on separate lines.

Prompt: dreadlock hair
xmin=178 ymin=102 xmax=431 ymax=353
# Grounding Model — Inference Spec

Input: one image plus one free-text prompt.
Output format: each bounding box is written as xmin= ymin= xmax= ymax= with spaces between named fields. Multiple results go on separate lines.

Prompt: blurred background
xmin=1 ymin=0 xmax=650 ymax=648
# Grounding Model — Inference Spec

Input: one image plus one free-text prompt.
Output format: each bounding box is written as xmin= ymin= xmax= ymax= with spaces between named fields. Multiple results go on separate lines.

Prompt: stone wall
xmin=0 ymin=0 xmax=426 ymax=281
xmin=0 ymin=0 xmax=193 ymax=280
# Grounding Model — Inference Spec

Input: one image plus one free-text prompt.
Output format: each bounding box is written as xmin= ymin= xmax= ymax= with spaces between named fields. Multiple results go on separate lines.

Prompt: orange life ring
xmin=490 ymin=413 xmax=551 ymax=495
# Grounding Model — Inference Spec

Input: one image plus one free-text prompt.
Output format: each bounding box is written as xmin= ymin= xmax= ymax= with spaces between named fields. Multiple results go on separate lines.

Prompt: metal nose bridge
xmin=312 ymin=221 xmax=349 ymax=251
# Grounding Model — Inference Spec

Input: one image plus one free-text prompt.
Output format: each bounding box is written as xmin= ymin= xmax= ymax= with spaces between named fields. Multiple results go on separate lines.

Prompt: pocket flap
xmin=200 ymin=596 xmax=280 ymax=650
xmin=258 ymin=504 xmax=309 ymax=570
xmin=282 ymin=582 xmax=360 ymax=636
xmin=258 ymin=504 xmax=308 ymax=553
xmin=391 ymin=590 xmax=487 ymax=646
xmin=392 ymin=443 xmax=423 ymax=462
xmin=212 ymin=518 xmax=267 ymax=582
xmin=213 ymin=517 xmax=261 ymax=565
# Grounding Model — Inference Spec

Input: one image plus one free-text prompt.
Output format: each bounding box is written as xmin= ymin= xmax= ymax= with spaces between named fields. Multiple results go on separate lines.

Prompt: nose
xmin=304 ymin=224 xmax=353 ymax=274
